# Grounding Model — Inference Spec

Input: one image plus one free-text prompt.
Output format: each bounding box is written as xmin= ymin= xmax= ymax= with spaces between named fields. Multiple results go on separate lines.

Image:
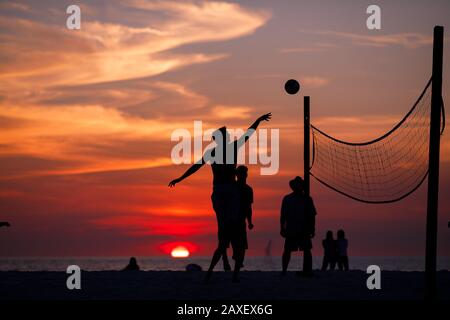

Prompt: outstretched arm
xmin=168 ymin=161 xmax=204 ymax=187
xmin=236 ymin=113 xmax=272 ymax=148
xmin=249 ymin=113 xmax=272 ymax=131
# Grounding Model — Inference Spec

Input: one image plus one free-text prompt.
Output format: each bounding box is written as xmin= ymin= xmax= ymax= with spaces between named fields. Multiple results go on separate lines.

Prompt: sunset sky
xmin=0 ymin=0 xmax=449 ymax=258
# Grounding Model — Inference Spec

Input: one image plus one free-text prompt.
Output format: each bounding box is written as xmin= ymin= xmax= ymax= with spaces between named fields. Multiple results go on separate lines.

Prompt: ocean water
xmin=0 ymin=256 xmax=449 ymax=272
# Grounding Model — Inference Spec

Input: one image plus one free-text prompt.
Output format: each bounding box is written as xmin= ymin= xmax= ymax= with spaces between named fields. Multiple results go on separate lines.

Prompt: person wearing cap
xmin=280 ymin=176 xmax=317 ymax=276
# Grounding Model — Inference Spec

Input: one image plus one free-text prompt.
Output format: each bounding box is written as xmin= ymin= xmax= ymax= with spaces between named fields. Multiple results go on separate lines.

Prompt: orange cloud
xmin=280 ymin=42 xmax=337 ymax=53
xmin=212 ymin=105 xmax=254 ymax=119
xmin=311 ymin=30 xmax=433 ymax=49
xmin=0 ymin=103 xmax=188 ymax=175
xmin=0 ymin=2 xmax=31 ymax=12
xmin=0 ymin=1 xmax=271 ymax=177
xmin=0 ymin=1 xmax=270 ymax=90
xmin=300 ymin=76 xmax=330 ymax=88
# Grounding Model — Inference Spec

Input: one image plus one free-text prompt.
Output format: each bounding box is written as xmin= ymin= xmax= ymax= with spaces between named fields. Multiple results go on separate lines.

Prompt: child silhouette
xmin=336 ymin=230 xmax=349 ymax=271
xmin=321 ymin=230 xmax=337 ymax=271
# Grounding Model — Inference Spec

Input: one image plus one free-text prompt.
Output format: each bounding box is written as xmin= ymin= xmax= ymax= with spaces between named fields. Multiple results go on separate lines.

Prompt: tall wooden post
xmin=304 ymin=96 xmax=310 ymax=197
xmin=425 ymin=25 xmax=444 ymax=300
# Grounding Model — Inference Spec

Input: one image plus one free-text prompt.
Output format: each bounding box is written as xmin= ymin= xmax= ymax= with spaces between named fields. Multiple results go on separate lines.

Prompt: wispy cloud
xmin=234 ymin=73 xmax=282 ymax=79
xmin=0 ymin=81 xmax=259 ymax=176
xmin=280 ymin=42 xmax=336 ymax=53
xmin=212 ymin=105 xmax=254 ymax=119
xmin=309 ymin=30 xmax=432 ymax=49
xmin=0 ymin=2 xmax=31 ymax=12
xmin=0 ymin=1 xmax=270 ymax=89
xmin=0 ymin=103 xmax=179 ymax=176
xmin=300 ymin=76 xmax=330 ymax=88
xmin=0 ymin=1 xmax=271 ymax=177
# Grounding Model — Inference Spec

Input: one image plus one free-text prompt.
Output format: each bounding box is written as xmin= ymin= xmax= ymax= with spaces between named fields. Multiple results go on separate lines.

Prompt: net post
xmin=425 ymin=25 xmax=444 ymax=301
xmin=304 ymin=96 xmax=310 ymax=197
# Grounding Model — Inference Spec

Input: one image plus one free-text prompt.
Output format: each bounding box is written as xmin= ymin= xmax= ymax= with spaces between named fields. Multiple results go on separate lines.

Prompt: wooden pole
xmin=425 ymin=25 xmax=444 ymax=300
xmin=304 ymin=96 xmax=310 ymax=197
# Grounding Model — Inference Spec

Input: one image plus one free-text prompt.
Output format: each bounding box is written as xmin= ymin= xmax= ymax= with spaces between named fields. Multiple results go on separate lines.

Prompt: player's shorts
xmin=284 ymin=235 xmax=312 ymax=252
xmin=211 ymin=183 xmax=240 ymax=250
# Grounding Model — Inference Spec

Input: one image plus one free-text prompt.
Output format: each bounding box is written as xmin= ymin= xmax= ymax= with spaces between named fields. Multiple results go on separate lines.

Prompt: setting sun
xmin=171 ymin=246 xmax=190 ymax=258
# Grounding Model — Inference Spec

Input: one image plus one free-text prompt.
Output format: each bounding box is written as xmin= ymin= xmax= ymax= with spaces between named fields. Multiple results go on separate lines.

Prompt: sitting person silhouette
xmin=280 ymin=176 xmax=317 ymax=277
xmin=321 ymin=230 xmax=337 ymax=271
xmin=169 ymin=113 xmax=271 ymax=282
xmin=336 ymin=229 xmax=349 ymax=271
xmin=0 ymin=222 xmax=10 ymax=228
xmin=123 ymin=257 xmax=140 ymax=271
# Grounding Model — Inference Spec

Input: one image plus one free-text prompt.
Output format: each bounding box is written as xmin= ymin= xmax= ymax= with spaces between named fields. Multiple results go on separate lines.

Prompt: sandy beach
xmin=1 ymin=270 xmax=449 ymax=300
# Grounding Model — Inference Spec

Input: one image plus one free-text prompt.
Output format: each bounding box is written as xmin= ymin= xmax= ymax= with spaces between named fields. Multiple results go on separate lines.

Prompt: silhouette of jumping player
xmin=0 ymin=222 xmax=10 ymax=228
xmin=321 ymin=230 xmax=337 ymax=271
xmin=169 ymin=113 xmax=271 ymax=282
xmin=280 ymin=176 xmax=317 ymax=276
xmin=336 ymin=229 xmax=349 ymax=271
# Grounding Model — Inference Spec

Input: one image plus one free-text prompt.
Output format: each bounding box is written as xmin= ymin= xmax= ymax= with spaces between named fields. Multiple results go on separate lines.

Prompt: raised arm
xmin=168 ymin=161 xmax=204 ymax=187
xmin=235 ymin=113 xmax=272 ymax=149
xmin=250 ymin=113 xmax=272 ymax=131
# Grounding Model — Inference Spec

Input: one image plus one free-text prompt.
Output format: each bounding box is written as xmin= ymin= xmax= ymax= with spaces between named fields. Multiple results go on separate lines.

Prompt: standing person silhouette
xmin=321 ymin=230 xmax=337 ymax=271
xmin=280 ymin=176 xmax=317 ymax=277
xmin=169 ymin=113 xmax=271 ymax=282
xmin=220 ymin=165 xmax=254 ymax=274
xmin=233 ymin=165 xmax=254 ymax=270
xmin=336 ymin=229 xmax=349 ymax=271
